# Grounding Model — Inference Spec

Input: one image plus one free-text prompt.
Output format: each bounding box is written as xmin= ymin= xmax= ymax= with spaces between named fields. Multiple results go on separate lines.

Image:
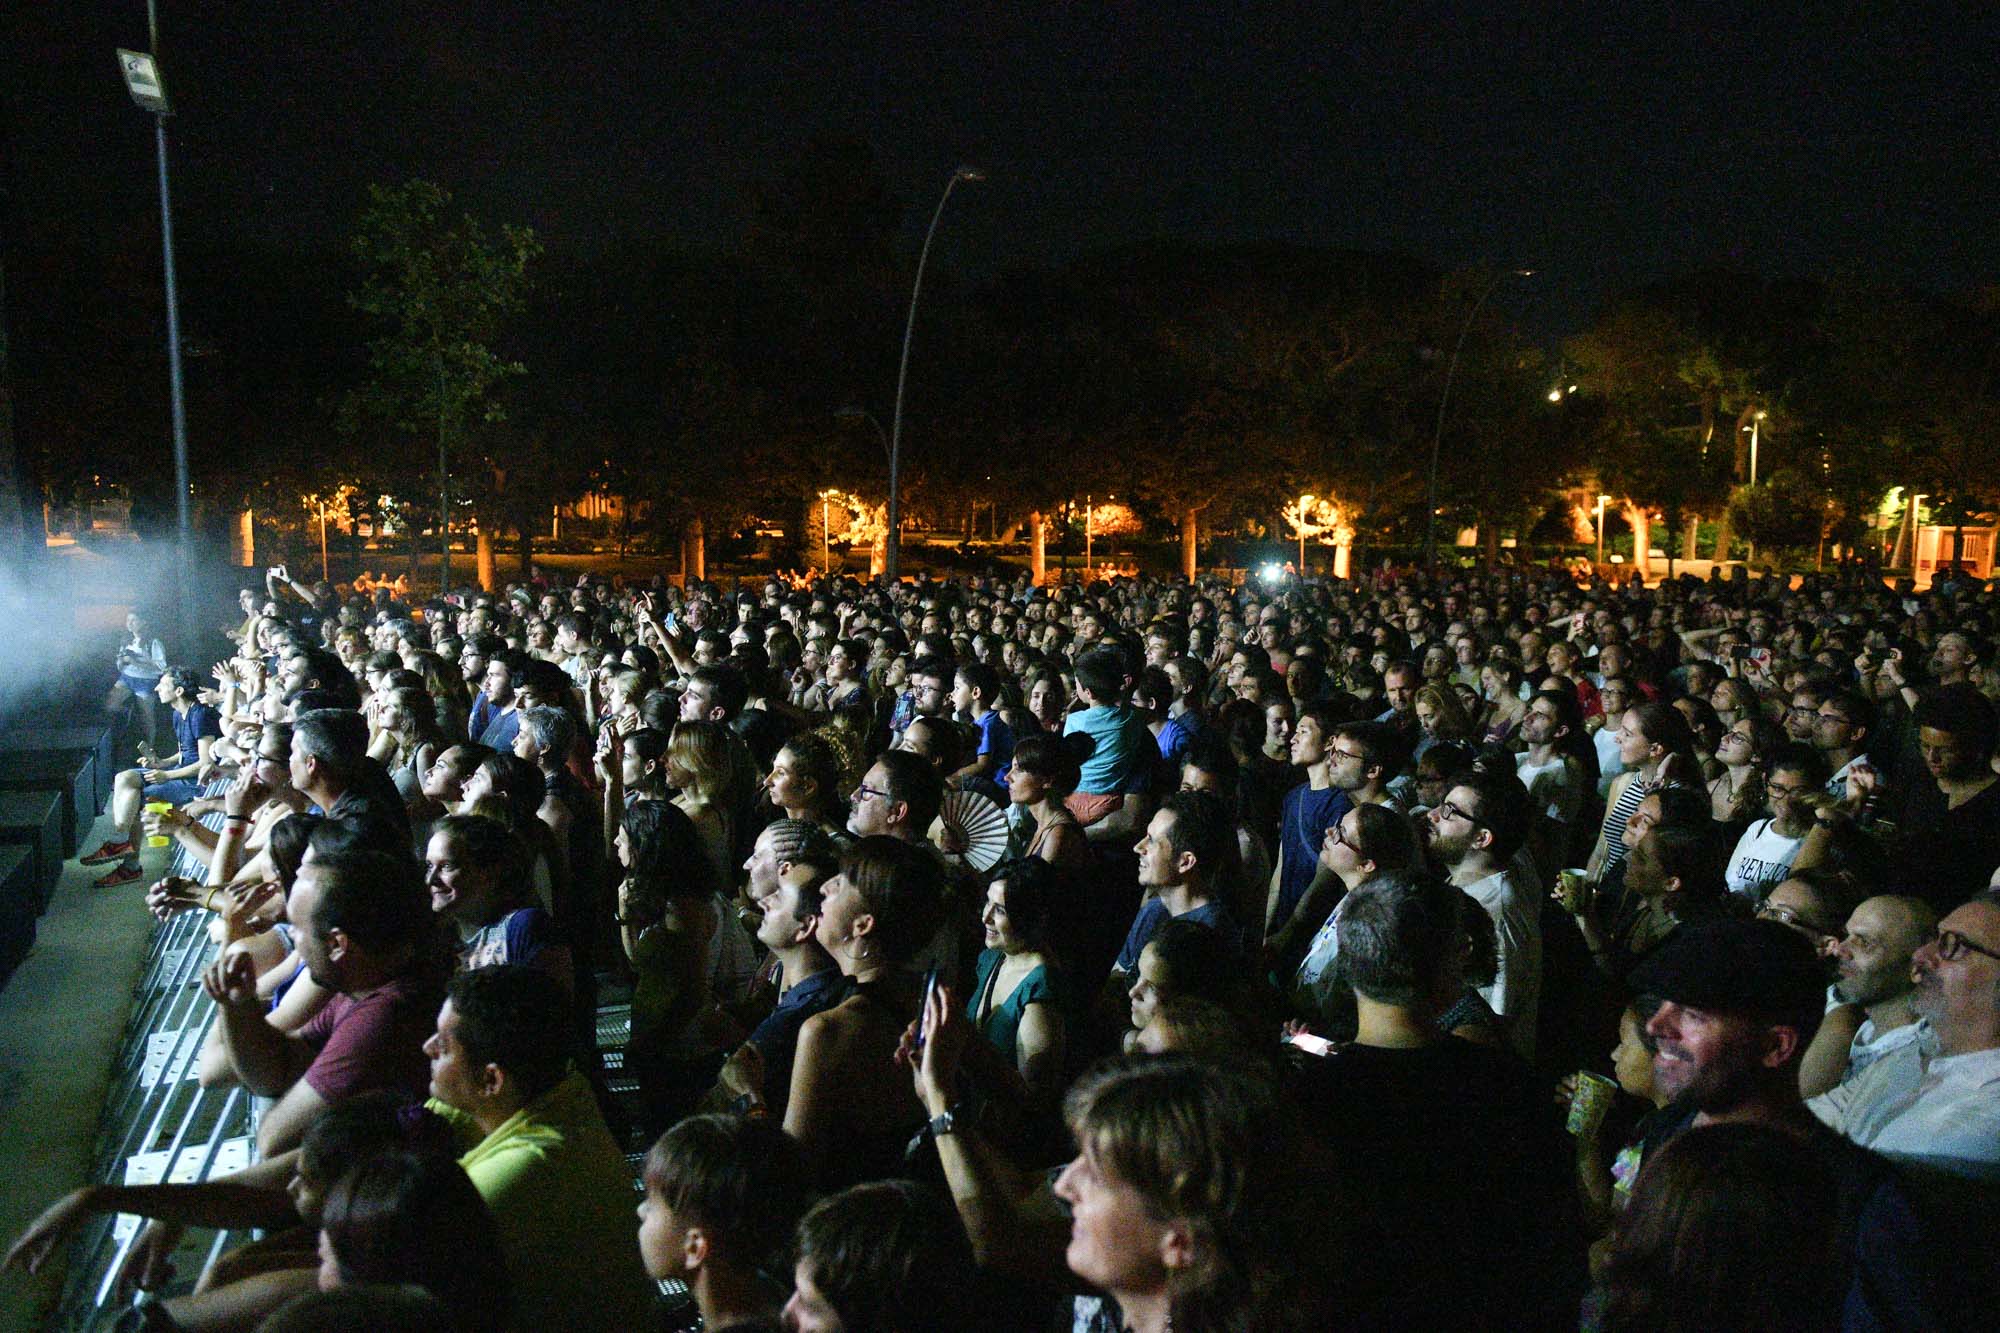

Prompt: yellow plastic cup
xmin=143 ymin=801 xmax=173 ymax=848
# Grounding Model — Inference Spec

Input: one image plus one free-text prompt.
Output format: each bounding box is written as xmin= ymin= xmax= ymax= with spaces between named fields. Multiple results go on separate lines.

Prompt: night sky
xmin=11 ymin=3 xmax=2000 ymax=340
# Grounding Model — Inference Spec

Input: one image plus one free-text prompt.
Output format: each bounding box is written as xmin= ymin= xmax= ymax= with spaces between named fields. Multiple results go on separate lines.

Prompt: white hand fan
xmin=933 ymin=788 xmax=1011 ymax=872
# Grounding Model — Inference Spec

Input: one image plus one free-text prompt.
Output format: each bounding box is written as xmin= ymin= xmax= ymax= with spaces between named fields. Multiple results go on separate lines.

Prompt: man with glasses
xmin=846 ymin=752 xmax=942 ymax=848
xmin=1426 ymin=770 xmax=1541 ymax=1060
xmin=1810 ymin=890 xmax=2000 ymax=1181
xmin=1784 ymin=684 xmax=1831 ymax=744
xmin=1723 ymin=744 xmax=1828 ymax=902
xmin=1811 ymin=688 xmax=1877 ymax=803
xmin=1592 ymin=674 xmax=1634 ymax=798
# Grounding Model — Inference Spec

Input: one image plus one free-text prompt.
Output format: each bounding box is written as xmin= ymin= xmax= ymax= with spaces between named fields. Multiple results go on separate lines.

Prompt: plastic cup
xmin=143 ymin=801 xmax=173 ymax=848
xmin=1567 ymin=1070 xmax=1618 ymax=1138
xmin=1555 ymin=867 xmax=1591 ymax=914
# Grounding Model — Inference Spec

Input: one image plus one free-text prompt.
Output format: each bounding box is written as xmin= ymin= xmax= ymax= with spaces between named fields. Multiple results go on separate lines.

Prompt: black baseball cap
xmin=1628 ymin=920 xmax=1826 ymax=1027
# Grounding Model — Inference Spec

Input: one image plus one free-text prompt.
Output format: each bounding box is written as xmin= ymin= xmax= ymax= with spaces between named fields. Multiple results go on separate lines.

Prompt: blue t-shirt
xmin=1275 ymin=782 xmax=1351 ymax=928
xmin=1114 ymin=898 xmax=1242 ymax=975
xmin=173 ymin=702 xmax=223 ymax=768
xmin=1066 ymin=704 xmax=1157 ymax=795
xmin=969 ymin=710 xmax=1016 ymax=771
xmin=1157 ymin=711 xmax=1199 ymax=766
xmin=477 ymin=707 xmax=521 ymax=753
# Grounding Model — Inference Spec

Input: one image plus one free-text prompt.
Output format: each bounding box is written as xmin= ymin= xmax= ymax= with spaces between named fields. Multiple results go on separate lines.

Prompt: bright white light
xmin=1548 ymin=388 xmax=1563 ymax=402
xmin=1259 ymin=563 xmax=1286 ymax=582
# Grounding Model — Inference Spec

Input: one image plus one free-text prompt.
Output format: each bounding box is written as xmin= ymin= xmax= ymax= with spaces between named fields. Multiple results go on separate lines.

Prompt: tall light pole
xmin=886 ymin=166 xmax=983 ymax=583
xmin=117 ymin=5 xmax=193 ymax=648
xmin=1424 ymin=268 xmax=1532 ymax=570
xmin=1595 ymin=493 xmax=1609 ymax=569
xmin=1744 ymin=409 xmax=1767 ymax=565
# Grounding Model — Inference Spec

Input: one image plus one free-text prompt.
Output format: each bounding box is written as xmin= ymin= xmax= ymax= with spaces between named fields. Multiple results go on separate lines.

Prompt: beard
xmin=1426 ymin=825 xmax=1477 ymax=869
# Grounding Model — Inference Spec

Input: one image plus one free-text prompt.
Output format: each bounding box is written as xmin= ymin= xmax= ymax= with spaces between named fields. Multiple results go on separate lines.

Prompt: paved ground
xmin=0 ymin=811 xmax=164 ymax=1332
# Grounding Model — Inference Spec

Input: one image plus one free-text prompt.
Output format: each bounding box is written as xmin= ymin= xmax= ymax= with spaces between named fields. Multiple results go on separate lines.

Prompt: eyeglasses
xmin=1322 ymin=821 xmax=1354 ymax=850
xmin=1935 ymin=929 xmax=2000 ymax=965
xmin=1434 ymin=800 xmax=1481 ymax=827
xmin=1757 ymin=902 xmax=1835 ymax=941
xmin=853 ymin=784 xmax=889 ymax=804
xmin=1766 ymin=783 xmax=1812 ymax=799
xmin=1328 ymin=748 xmax=1367 ymax=764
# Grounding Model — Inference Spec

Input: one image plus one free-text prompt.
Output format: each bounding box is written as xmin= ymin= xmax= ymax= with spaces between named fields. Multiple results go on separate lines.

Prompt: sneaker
xmin=95 ymin=863 xmax=144 ymax=888
xmin=81 ymin=839 xmax=136 ymax=866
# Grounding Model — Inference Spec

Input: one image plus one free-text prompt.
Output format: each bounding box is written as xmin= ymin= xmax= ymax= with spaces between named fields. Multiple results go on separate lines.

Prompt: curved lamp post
xmin=886 ymin=166 xmax=984 ymax=582
xmin=1423 ymin=267 xmax=1532 ymax=570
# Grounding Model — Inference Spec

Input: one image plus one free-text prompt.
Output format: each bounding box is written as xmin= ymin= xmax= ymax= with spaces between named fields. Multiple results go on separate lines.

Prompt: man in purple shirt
xmin=202 ymin=848 xmax=442 ymax=1156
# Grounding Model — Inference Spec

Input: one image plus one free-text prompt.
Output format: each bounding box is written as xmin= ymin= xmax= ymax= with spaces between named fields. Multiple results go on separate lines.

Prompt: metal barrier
xmin=48 ymin=791 xmax=254 ymax=1330
xmin=45 ymin=796 xmax=696 ymax=1328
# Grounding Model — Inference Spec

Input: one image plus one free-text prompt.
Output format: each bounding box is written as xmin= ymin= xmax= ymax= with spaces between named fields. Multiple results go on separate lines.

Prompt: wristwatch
xmin=927 ymin=1104 xmax=966 ymax=1138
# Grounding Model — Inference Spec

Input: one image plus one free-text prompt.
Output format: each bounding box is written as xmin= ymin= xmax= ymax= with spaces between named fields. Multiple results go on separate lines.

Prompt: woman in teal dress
xmin=966 ymin=857 xmax=1067 ymax=1100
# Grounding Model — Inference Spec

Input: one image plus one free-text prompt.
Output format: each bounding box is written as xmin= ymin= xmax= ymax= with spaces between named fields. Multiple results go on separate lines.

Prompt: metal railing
xmin=49 ymin=791 xmax=254 ymax=1330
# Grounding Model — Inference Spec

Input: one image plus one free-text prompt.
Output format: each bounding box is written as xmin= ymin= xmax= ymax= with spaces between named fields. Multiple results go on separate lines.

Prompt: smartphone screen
xmin=1287 ymin=1032 xmax=1335 ymax=1058
xmin=916 ymin=966 xmax=940 ymax=1047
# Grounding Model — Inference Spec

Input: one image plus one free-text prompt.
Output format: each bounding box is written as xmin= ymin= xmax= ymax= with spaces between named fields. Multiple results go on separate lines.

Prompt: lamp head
xmin=117 ymin=49 xmax=171 ymax=115
xmin=954 ymin=166 xmax=986 ymax=182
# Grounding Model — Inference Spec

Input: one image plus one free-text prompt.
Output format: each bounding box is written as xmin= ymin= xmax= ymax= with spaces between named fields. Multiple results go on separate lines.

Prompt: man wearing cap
xmin=1631 ymin=918 xmax=1831 ymax=1138
xmin=1808 ymin=889 xmax=2000 ymax=1182
xmin=1624 ymin=920 xmax=1941 ymax=1323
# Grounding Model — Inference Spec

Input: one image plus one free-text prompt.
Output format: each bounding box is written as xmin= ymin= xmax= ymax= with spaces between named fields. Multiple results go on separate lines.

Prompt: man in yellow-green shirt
xmin=424 ymin=965 xmax=657 ymax=1328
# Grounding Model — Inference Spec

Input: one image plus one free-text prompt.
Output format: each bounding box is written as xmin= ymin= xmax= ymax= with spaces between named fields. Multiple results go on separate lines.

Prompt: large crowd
xmin=7 ymin=556 xmax=2000 ymax=1331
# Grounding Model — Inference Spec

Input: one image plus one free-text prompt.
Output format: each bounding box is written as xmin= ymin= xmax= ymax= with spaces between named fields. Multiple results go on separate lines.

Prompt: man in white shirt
xmin=1809 ymin=890 xmax=2000 ymax=1181
xmin=1591 ymin=675 xmax=1633 ymax=799
xmin=1812 ymin=688 xmax=1878 ymax=801
xmin=1426 ymin=770 xmax=1540 ymax=1060
xmin=1820 ymin=894 xmax=1937 ymax=1087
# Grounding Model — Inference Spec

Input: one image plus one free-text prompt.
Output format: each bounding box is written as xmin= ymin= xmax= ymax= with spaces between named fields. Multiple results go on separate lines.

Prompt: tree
xmin=341 ymin=180 xmax=540 ymax=590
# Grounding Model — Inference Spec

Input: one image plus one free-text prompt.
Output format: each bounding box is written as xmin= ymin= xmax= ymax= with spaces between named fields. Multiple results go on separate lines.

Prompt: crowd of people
xmin=8 ymin=555 xmax=2000 ymax=1331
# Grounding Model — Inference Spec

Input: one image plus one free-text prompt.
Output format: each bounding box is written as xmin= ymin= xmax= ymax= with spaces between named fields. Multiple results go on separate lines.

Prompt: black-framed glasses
xmin=853 ymin=784 xmax=890 ymax=804
xmin=1434 ymin=800 xmax=1481 ymax=827
xmin=1322 ymin=820 xmax=1354 ymax=850
xmin=1935 ymin=929 xmax=2000 ymax=964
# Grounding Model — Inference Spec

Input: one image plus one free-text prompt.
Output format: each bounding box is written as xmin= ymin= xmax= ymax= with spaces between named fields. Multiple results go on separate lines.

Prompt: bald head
xmin=1833 ymin=895 xmax=1937 ymax=1008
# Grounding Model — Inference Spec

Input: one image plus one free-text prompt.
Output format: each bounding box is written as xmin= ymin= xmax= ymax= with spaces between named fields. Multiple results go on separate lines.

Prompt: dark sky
xmin=11 ymin=2 xmax=2000 ymax=338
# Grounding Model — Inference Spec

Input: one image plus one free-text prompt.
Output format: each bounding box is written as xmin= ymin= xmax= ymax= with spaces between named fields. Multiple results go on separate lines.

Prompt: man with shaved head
xmin=1810 ymin=890 xmax=2000 ymax=1180
xmin=1800 ymin=895 xmax=1937 ymax=1097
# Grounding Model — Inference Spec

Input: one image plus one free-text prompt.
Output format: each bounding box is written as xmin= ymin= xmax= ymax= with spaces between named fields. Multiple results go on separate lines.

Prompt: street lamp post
xmin=1595 ymin=493 xmax=1609 ymax=569
xmin=886 ymin=166 xmax=984 ymax=583
xmin=1744 ymin=410 xmax=1767 ymax=564
xmin=1423 ymin=268 xmax=1532 ymax=570
xmin=117 ymin=11 xmax=193 ymax=648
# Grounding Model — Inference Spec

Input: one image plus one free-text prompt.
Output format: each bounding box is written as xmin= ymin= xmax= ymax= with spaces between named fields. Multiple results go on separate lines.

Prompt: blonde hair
xmin=668 ymin=720 xmax=735 ymax=803
xmin=1413 ymin=683 xmax=1474 ymax=742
